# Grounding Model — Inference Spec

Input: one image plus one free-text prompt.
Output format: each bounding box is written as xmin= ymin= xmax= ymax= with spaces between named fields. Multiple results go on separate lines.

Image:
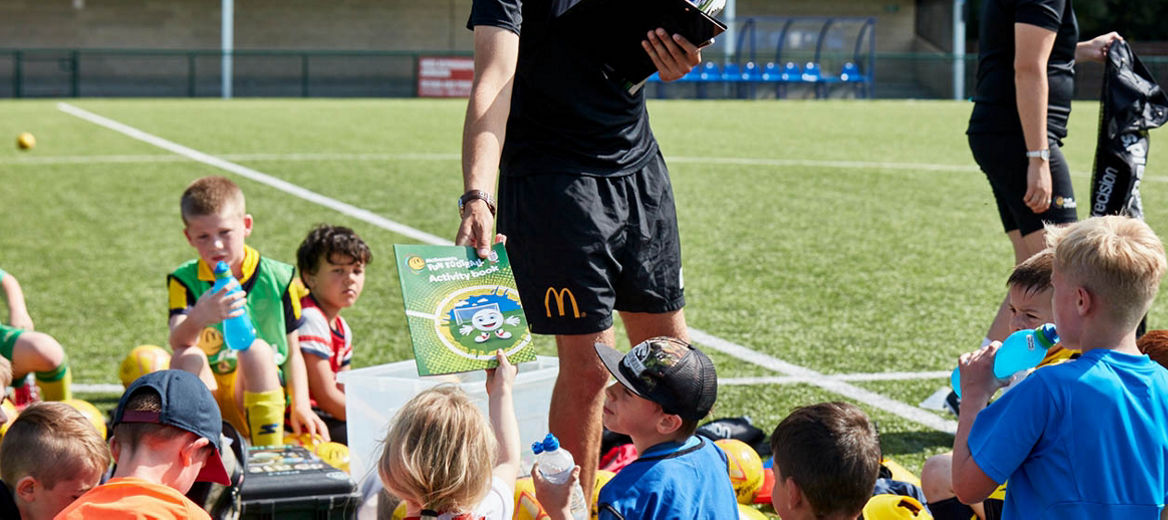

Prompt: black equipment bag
xmin=1089 ymin=40 xmax=1168 ymax=219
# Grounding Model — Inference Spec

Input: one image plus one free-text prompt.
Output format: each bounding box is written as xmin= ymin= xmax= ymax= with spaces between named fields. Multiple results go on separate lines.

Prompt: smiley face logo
xmin=407 ymin=256 xmax=426 ymax=271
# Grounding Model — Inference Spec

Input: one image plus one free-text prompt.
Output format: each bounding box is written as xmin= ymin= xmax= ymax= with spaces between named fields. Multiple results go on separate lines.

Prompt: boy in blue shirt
xmin=534 ymin=337 xmax=738 ymax=519
xmin=952 ymin=216 xmax=1168 ymax=518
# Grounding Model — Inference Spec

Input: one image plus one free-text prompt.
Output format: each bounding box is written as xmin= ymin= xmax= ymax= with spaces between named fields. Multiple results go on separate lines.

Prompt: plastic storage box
xmin=339 ymin=355 xmax=560 ymax=489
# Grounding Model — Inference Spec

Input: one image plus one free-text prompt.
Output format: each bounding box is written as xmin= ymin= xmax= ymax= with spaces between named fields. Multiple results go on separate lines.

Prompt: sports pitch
xmin=1 ymin=98 xmax=1165 ymax=476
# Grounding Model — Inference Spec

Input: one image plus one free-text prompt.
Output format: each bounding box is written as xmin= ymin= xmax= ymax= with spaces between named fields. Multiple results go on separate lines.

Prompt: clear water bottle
xmin=951 ymin=323 xmax=1058 ymax=397
xmin=212 ymin=261 xmax=256 ymax=351
xmin=533 ymin=434 xmax=587 ymax=520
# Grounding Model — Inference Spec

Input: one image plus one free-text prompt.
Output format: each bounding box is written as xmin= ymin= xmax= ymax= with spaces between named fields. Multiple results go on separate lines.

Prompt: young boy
xmin=535 ymin=337 xmax=738 ymax=519
xmin=952 ymin=216 xmax=1168 ymax=518
xmin=56 ymin=370 xmax=231 ymax=520
xmin=923 ymin=248 xmax=1075 ymax=520
xmin=0 ymin=402 xmax=110 ymax=519
xmin=0 ymin=268 xmax=72 ymax=406
xmin=769 ymin=402 xmax=882 ymax=520
xmin=167 ymin=176 xmax=325 ymax=446
xmin=295 ymin=224 xmax=371 ymax=443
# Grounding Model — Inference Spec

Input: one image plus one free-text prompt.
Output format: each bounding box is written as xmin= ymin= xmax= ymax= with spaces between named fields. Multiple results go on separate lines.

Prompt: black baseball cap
xmin=112 ymin=370 xmax=231 ymax=486
xmin=595 ymin=337 xmax=718 ymax=421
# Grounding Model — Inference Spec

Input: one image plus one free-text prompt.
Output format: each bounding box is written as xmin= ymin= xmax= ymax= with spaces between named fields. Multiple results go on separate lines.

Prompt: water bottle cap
xmin=214 ymin=261 xmax=230 ymax=275
xmin=1037 ymin=323 xmax=1060 ymax=346
xmin=531 ymin=441 xmax=544 ymax=455
xmin=542 ymin=433 xmax=560 ymax=451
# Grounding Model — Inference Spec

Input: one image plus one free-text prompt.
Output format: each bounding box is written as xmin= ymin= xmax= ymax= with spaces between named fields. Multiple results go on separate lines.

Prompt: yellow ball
xmin=861 ymin=494 xmax=931 ymax=519
xmin=0 ymin=399 xmax=19 ymax=438
xmin=16 ymin=132 xmax=35 ymax=150
xmin=737 ymin=503 xmax=769 ymax=520
xmin=391 ymin=501 xmax=407 ymax=520
xmin=62 ymin=399 xmax=107 ymax=440
xmin=314 ymin=441 xmax=350 ymax=473
xmin=591 ymin=469 xmax=615 ymax=518
xmin=715 ymin=438 xmax=764 ymax=504
xmin=513 ymin=476 xmax=550 ymax=520
xmin=119 ymin=345 xmax=172 ymax=389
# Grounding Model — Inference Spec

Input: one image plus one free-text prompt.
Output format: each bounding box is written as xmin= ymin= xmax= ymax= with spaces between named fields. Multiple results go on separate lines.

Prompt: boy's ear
xmin=109 ymin=436 xmax=123 ymax=463
xmin=180 ymin=436 xmax=212 ymax=467
xmin=243 ymin=214 xmax=254 ymax=238
xmin=1076 ymin=285 xmax=1093 ymax=316
xmin=655 ymin=412 xmax=683 ymax=435
xmin=14 ymin=475 xmax=38 ymax=502
xmin=784 ymin=476 xmax=806 ymax=512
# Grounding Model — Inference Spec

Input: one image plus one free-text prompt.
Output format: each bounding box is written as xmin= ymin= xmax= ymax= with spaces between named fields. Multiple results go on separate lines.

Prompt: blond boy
xmin=953 ymin=216 xmax=1168 ymax=518
xmin=167 ymin=176 xmax=325 ymax=446
xmin=0 ymin=402 xmax=109 ymax=520
xmin=57 ymin=370 xmax=230 ymax=520
xmin=535 ymin=337 xmax=737 ymax=519
xmin=923 ymin=248 xmax=1076 ymax=520
xmin=768 ymin=402 xmax=882 ymax=520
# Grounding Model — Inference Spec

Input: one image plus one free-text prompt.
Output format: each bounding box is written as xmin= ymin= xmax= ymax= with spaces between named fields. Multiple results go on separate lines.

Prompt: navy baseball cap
xmin=112 ymin=370 xmax=231 ymax=486
xmin=595 ymin=337 xmax=718 ymax=421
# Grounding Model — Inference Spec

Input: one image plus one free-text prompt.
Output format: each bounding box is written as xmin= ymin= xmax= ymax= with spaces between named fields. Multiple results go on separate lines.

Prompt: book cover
xmin=394 ymin=243 xmax=535 ymax=376
xmin=555 ymin=0 xmax=727 ymax=91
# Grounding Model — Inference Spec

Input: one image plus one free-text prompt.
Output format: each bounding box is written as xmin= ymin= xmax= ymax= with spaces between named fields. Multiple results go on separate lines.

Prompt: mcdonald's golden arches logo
xmin=544 ymin=287 xmax=582 ymax=318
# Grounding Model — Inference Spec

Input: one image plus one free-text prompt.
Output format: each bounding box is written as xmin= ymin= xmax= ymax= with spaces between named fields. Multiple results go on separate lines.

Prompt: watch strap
xmin=458 ymin=189 xmax=496 ymax=216
xmin=1026 ymin=149 xmax=1050 ymax=160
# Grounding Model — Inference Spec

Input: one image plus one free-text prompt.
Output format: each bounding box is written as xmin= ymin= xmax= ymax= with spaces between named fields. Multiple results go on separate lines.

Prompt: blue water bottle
xmin=212 ymin=261 xmax=256 ymax=351
xmin=951 ymin=323 xmax=1058 ymax=398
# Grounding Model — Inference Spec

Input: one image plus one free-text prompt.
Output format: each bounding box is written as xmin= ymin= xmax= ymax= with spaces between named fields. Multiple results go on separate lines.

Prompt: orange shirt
xmin=54 ymin=477 xmax=211 ymax=520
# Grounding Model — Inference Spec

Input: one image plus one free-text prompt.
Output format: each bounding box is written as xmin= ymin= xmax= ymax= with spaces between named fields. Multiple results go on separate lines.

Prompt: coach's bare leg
xmin=551 ymin=328 xmax=614 ymax=503
xmin=985 ymin=229 xmax=1050 ymax=341
xmin=621 ymin=309 xmax=688 ymax=348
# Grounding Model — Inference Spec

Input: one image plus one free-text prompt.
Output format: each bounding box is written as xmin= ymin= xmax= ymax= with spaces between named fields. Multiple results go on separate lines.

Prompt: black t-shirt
xmin=468 ymin=0 xmax=659 ymax=177
xmin=967 ymin=0 xmax=1079 ymax=139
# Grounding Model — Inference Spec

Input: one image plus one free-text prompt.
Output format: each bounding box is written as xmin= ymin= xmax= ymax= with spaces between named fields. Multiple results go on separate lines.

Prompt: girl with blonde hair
xmin=379 ymin=350 xmax=520 ymax=520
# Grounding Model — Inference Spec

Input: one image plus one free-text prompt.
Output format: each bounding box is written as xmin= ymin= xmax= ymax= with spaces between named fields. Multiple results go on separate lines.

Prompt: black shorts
xmin=969 ymin=133 xmax=1077 ymax=235
xmin=498 ymin=152 xmax=685 ymax=335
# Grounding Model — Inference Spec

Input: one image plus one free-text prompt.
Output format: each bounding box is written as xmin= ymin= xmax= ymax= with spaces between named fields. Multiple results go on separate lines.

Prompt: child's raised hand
xmin=486 ymin=349 xmax=517 ymax=397
xmin=531 ymin=463 xmax=581 ymax=520
xmin=190 ymin=281 xmax=246 ymax=327
xmin=957 ymin=342 xmax=1006 ymax=404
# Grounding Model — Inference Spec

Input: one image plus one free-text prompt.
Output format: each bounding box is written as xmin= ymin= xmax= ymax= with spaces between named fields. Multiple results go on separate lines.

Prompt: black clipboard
xmin=555 ymin=0 xmax=727 ymax=90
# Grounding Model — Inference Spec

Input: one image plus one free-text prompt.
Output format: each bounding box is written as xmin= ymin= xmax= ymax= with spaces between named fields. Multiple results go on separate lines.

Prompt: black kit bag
xmin=1088 ymin=39 xmax=1168 ymax=220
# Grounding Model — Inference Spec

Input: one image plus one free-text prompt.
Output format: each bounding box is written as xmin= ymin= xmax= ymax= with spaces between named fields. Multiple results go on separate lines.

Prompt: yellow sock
xmin=36 ymin=356 xmax=71 ymax=401
xmin=244 ymin=389 xmax=285 ymax=447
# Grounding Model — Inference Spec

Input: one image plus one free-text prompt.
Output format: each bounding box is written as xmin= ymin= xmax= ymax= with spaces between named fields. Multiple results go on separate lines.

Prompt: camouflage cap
xmin=595 ymin=336 xmax=717 ymax=421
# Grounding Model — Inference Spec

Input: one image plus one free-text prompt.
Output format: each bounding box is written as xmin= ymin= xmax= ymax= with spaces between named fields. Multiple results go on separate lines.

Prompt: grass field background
xmin=2 ymin=99 xmax=1166 ymax=501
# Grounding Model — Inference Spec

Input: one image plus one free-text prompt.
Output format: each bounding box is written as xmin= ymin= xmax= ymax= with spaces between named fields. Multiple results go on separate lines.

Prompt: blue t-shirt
xmin=598 ymin=436 xmax=738 ymax=520
xmin=969 ymin=349 xmax=1168 ymax=518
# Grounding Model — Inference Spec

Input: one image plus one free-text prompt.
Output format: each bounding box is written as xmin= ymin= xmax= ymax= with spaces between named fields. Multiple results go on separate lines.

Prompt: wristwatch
xmin=458 ymin=190 xmax=496 ymax=216
xmin=1026 ymin=149 xmax=1050 ymax=161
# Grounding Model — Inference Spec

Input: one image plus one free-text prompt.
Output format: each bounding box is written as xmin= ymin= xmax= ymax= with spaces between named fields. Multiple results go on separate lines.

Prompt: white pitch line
xmin=56 ymin=103 xmax=452 ymax=247
xmin=691 ymin=328 xmax=958 ymax=434
xmin=720 ymin=370 xmax=951 ymax=386
xmin=74 ymin=383 xmax=125 ymax=393
xmin=9 ymin=150 xmax=1168 ymax=188
xmin=58 ymin=102 xmax=956 ymax=434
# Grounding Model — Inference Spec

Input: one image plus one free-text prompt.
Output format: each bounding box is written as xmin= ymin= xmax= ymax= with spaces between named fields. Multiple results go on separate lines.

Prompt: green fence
xmin=2 ymin=48 xmax=1165 ymax=100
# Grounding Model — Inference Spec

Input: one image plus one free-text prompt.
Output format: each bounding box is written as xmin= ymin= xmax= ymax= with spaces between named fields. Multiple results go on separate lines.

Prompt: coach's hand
xmin=644 ymin=28 xmax=702 ymax=82
xmin=1024 ymin=158 xmax=1052 ymax=214
xmin=456 ymin=202 xmax=507 ymax=259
